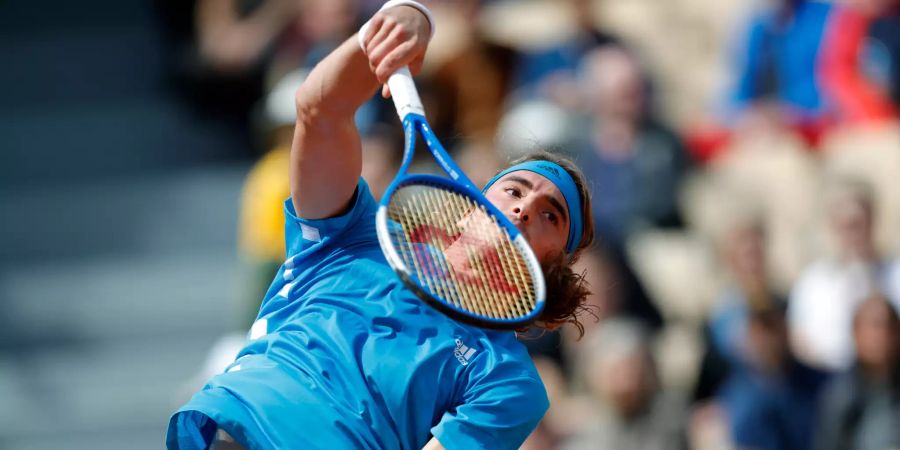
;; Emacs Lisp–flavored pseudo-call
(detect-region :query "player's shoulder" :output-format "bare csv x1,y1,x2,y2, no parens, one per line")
465,329,542,378
472,334,550,410
471,329,527,356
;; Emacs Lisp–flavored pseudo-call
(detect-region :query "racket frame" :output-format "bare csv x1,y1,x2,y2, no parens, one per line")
375,68,547,329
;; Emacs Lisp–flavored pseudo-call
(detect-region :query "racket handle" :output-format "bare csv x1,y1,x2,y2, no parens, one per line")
387,67,425,120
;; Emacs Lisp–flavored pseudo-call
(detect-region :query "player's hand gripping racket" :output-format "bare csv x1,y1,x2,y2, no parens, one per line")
375,67,546,329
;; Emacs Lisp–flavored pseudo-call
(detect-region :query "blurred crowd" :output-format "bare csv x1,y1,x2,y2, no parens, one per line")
158,0,900,448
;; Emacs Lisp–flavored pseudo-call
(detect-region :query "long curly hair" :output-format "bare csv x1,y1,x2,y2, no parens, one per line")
499,150,596,338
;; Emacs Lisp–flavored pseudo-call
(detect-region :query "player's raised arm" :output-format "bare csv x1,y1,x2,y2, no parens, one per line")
290,2,432,219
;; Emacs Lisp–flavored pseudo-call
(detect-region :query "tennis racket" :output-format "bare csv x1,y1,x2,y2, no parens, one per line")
375,67,546,329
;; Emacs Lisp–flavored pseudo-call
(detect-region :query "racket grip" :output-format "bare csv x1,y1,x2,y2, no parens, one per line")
387,67,426,120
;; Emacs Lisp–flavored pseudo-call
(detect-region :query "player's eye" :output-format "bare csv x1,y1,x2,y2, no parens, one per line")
504,187,521,198
543,211,558,225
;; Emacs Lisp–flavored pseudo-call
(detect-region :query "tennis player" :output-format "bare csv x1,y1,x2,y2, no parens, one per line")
167,2,595,449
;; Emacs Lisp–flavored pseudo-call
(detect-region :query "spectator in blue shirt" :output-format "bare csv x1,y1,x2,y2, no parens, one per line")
717,298,829,450
726,0,833,127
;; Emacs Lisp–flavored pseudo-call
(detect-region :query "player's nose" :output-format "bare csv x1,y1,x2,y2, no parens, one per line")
512,205,529,222
513,198,536,222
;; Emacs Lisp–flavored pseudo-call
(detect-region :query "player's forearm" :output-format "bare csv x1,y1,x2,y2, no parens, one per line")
295,38,380,121
290,38,376,219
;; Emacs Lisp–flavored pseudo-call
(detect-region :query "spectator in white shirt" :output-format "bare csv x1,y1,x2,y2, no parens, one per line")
788,178,900,371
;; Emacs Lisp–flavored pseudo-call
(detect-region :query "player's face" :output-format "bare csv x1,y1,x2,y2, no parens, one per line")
484,171,570,264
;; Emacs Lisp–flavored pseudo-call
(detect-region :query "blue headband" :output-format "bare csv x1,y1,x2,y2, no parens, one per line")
482,160,584,255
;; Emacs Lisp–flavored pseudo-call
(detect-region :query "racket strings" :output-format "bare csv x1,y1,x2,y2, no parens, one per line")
387,185,537,320
417,190,471,310
396,199,453,304
405,189,478,314
457,197,524,319
424,189,487,315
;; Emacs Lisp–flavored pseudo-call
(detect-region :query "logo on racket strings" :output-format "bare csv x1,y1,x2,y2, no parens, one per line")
410,224,520,294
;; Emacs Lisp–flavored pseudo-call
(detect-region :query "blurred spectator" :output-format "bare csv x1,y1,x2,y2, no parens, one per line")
420,0,520,150
815,293,900,450
717,299,830,450
195,0,360,81
726,0,833,130
575,46,691,251
561,319,688,450
869,4,900,106
161,0,364,149
689,0,834,161
820,0,900,125
788,178,900,370
194,0,301,75
177,0,301,124
599,249,665,333
497,100,582,161
694,216,787,401
513,0,621,106
520,46,677,332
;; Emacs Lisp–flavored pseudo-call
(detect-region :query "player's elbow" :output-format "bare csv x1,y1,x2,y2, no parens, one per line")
294,82,355,126
294,84,322,126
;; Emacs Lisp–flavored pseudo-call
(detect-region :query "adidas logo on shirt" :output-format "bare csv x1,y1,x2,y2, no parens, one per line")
453,339,477,366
